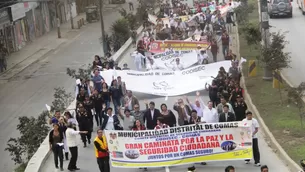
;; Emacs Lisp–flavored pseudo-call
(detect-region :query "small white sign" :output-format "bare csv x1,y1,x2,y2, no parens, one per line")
262,12,269,22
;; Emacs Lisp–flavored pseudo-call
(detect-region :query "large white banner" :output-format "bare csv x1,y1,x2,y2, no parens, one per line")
100,61,231,96
149,50,198,70
105,121,253,168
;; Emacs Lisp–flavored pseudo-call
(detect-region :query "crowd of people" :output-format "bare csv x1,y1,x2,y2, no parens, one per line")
46,0,270,172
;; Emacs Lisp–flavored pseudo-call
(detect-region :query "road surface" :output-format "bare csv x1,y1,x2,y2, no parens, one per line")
269,2,305,87
39,30,291,172
0,2,138,172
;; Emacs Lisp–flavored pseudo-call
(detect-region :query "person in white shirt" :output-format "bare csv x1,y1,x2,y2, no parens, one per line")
66,122,88,171
132,51,146,71
118,108,135,130
193,26,202,36
242,111,261,166
197,91,219,123
197,50,209,65
146,58,159,70
172,58,184,71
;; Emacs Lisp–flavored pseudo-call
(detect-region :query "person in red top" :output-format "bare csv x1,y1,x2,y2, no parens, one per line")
132,120,146,131
154,117,169,130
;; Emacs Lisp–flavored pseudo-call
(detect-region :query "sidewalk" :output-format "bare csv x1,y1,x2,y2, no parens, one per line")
0,2,131,81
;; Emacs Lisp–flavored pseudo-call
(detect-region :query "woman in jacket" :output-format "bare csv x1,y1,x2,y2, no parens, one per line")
160,103,176,127
110,79,123,114
49,123,64,171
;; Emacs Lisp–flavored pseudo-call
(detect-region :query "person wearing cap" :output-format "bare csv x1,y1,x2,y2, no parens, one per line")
49,110,61,125
233,95,248,121
143,101,161,129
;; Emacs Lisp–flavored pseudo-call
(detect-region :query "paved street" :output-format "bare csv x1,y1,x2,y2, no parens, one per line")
40,31,291,172
269,3,305,87
0,2,138,172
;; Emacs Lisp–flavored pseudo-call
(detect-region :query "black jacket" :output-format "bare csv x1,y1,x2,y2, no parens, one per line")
100,114,123,130
143,109,161,130
219,112,236,122
49,129,64,146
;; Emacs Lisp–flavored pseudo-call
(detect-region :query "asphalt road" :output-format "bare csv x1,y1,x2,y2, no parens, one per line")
269,2,305,87
0,2,138,172
39,31,291,171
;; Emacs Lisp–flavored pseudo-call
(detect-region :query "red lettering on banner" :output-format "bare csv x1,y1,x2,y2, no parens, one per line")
205,135,219,142
140,146,179,155
125,143,143,149
226,134,234,140
180,138,195,144
144,140,179,148
180,142,220,151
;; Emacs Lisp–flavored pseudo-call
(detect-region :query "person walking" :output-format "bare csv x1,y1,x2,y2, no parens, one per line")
0,43,8,72
66,122,88,171
76,104,93,147
243,111,261,166
49,123,64,171
219,105,236,122
94,129,110,172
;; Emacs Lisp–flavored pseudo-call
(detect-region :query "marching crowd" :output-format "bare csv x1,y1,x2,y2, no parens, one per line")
46,0,269,172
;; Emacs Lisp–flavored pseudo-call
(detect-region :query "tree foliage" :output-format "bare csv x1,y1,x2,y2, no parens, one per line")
51,87,74,112
5,111,49,165
240,22,261,46
287,82,305,127
66,64,93,81
260,31,291,71
234,3,254,24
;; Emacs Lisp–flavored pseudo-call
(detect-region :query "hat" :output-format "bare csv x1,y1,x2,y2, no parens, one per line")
236,95,241,98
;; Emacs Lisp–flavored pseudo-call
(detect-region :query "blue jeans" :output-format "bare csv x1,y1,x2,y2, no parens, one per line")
222,45,229,57
112,98,121,114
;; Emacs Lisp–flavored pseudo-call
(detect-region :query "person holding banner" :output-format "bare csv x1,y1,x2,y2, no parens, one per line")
172,58,184,71
133,51,146,71
94,129,110,172
243,111,261,166
154,117,169,129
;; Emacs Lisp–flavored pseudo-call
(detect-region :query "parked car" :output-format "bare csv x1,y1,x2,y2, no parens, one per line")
268,0,293,18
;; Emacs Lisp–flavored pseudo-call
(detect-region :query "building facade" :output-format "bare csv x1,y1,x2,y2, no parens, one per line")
0,0,77,54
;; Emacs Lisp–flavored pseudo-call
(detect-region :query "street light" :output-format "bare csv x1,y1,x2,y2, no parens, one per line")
99,0,106,57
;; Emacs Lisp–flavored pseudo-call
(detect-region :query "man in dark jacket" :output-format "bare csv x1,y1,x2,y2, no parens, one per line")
143,101,161,129
219,105,236,122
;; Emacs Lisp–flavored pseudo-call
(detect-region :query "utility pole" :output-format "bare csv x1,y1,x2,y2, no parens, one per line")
69,0,74,29
260,0,272,80
99,0,106,57
54,0,61,38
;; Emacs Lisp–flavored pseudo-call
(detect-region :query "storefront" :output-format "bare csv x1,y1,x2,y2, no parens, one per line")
9,3,27,51
0,8,14,53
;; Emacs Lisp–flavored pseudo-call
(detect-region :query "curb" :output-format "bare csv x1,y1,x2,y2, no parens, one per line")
25,8,160,172
235,10,302,171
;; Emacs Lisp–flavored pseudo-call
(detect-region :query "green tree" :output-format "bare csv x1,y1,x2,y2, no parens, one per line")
234,3,254,24
240,22,261,47
288,82,305,128
51,87,74,112
66,64,93,81
5,111,49,167
110,18,131,51
260,31,291,103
